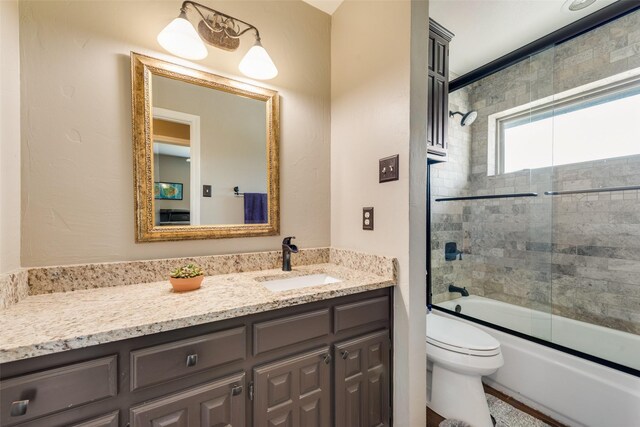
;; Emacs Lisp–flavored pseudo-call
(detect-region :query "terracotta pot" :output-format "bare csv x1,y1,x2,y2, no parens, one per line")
169,275,204,292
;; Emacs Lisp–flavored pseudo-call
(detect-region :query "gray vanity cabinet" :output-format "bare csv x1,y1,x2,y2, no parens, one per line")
0,288,392,427
334,330,391,427
130,372,245,427
253,347,331,427
71,412,119,427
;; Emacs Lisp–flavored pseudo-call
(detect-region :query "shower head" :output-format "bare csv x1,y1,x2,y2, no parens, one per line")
449,110,478,126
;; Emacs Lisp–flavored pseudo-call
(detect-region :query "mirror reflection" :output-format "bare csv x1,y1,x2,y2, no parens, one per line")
151,74,268,227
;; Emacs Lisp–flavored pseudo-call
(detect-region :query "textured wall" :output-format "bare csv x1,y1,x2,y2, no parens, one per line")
331,0,428,424
19,0,331,266
0,0,21,275
433,10,640,336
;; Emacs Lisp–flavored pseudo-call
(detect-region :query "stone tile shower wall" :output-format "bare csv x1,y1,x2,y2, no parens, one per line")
432,10,640,335
430,85,475,303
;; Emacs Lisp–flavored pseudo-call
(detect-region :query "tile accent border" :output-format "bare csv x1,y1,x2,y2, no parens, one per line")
0,269,29,309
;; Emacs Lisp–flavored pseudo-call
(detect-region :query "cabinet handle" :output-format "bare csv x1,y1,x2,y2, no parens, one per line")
323,354,332,365
341,350,349,359
231,385,243,396
10,400,29,417
186,353,198,367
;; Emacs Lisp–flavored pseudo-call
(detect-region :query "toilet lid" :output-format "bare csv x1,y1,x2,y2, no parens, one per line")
427,314,501,356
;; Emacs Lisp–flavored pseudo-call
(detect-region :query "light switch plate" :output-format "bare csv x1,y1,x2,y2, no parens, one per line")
379,155,399,183
363,207,374,230
203,185,212,197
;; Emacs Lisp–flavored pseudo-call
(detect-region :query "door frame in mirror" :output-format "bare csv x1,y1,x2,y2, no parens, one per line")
153,107,202,226
131,52,280,242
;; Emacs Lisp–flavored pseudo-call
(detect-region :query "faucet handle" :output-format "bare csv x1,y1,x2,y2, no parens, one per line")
282,236,296,245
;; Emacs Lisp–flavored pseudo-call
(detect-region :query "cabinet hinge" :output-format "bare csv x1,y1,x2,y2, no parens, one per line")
249,381,254,401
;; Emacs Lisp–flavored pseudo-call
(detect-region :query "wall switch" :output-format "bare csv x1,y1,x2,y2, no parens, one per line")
379,155,399,183
203,185,212,197
363,207,374,230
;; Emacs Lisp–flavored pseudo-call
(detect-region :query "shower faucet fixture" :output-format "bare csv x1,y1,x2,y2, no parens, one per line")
445,242,463,261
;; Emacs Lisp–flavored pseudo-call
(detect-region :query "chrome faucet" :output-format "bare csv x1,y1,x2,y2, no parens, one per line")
448,284,469,297
282,236,299,271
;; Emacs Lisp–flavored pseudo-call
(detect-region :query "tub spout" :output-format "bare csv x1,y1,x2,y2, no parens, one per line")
449,285,469,297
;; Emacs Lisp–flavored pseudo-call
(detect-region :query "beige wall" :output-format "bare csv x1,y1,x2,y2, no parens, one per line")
152,74,267,225
331,1,428,424
0,0,21,274
20,0,331,266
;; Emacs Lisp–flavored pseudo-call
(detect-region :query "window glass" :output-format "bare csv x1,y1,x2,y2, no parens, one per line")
500,84,640,173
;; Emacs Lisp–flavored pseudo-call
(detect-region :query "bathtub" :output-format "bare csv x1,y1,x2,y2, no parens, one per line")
433,296,640,427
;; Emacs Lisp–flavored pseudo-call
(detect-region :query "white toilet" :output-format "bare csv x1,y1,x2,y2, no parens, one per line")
426,312,504,427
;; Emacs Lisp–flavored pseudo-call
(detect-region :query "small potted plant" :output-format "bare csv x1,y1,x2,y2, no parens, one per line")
169,264,205,292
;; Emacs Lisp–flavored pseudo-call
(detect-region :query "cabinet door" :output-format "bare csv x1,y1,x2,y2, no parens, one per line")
427,29,450,160
334,330,390,427
253,347,331,427
130,372,245,427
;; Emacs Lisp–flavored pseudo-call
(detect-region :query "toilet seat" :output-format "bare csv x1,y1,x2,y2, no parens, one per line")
427,313,501,356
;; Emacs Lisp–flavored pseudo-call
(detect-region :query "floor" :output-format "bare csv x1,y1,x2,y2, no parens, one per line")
426,384,567,427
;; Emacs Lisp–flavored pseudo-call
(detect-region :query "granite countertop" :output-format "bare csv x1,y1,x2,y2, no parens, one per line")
0,263,395,363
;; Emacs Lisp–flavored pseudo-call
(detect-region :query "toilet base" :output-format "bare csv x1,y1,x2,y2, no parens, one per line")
427,363,493,427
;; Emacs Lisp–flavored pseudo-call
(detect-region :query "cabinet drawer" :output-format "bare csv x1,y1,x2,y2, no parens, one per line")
130,326,245,391
130,372,245,427
253,309,330,355
71,411,119,427
0,356,117,426
334,296,389,333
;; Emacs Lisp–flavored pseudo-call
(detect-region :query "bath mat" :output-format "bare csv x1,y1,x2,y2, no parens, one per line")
438,394,552,427
486,393,551,427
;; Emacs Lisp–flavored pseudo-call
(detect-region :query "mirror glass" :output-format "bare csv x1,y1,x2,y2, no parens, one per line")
152,74,268,227
132,53,279,242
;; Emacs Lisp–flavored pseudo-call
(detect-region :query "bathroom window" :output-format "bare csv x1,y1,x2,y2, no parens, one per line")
496,76,640,174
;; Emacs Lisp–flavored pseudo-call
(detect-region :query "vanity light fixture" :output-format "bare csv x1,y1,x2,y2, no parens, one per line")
157,1,278,80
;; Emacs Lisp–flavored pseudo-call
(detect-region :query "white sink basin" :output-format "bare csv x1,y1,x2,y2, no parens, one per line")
261,274,342,292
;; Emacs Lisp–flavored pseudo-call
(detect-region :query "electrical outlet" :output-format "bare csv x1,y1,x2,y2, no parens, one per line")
379,155,399,183
363,207,374,230
203,185,212,197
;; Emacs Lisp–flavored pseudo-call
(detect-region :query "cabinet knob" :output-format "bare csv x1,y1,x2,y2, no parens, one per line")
231,385,243,396
341,350,349,360
186,353,198,367
323,354,332,365
10,400,29,417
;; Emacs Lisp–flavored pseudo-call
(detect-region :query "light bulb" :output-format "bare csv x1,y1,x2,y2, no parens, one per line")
239,40,278,80
157,13,208,60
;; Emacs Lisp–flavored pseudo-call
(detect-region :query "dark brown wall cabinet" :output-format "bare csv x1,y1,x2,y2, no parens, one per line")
0,288,392,427
427,19,454,163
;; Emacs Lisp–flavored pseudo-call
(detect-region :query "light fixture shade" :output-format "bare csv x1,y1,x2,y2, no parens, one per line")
157,15,208,60
239,41,278,80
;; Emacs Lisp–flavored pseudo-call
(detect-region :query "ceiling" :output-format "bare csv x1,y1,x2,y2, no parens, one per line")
302,0,343,15
303,0,620,77
154,143,191,159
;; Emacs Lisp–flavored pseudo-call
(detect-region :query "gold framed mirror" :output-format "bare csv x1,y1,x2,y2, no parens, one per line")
131,53,279,242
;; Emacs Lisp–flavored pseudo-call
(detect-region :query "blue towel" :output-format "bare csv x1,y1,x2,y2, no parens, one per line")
244,193,268,224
